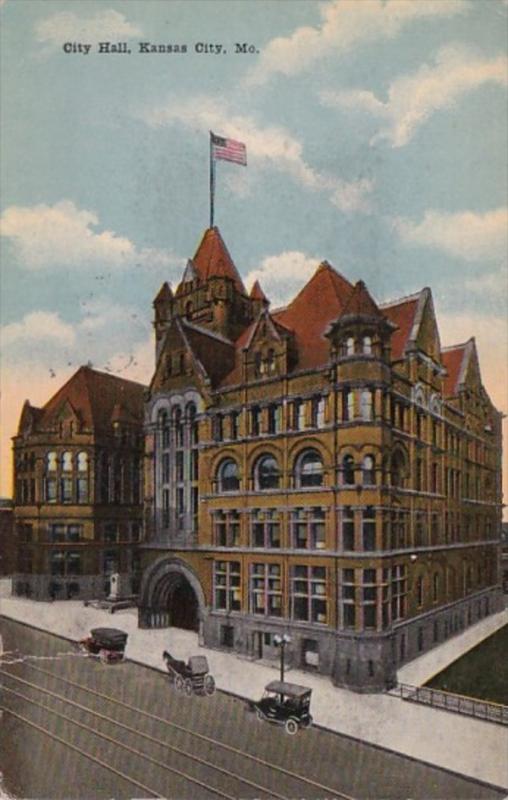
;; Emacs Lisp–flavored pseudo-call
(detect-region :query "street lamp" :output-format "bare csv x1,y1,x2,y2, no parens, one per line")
273,633,291,683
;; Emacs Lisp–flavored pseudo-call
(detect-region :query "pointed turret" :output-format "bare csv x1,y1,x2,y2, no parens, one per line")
192,227,246,294
154,281,173,306
339,280,384,321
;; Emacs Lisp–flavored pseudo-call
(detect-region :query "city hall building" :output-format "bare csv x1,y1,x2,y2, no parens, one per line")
12,366,146,601
139,227,503,691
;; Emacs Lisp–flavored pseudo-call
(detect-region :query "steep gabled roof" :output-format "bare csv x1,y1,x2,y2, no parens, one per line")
250,280,269,304
338,279,384,320
441,338,482,397
273,261,354,369
191,227,246,294
380,291,421,360
37,366,145,433
154,281,173,305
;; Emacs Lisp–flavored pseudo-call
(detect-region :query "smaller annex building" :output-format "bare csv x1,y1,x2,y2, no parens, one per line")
12,366,146,601
139,227,503,692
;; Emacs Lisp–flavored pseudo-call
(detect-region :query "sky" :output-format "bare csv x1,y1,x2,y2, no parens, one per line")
0,0,507,512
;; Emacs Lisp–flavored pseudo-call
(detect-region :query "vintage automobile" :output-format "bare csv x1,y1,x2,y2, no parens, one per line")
79,627,128,664
251,680,313,734
163,649,216,696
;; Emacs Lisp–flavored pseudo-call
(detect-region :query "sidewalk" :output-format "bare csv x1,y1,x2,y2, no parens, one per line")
1,594,507,790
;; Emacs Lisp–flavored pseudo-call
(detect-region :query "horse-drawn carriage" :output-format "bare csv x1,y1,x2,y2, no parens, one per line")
79,627,128,664
163,649,215,696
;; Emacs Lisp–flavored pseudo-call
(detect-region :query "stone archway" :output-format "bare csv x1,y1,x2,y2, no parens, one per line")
138,557,206,642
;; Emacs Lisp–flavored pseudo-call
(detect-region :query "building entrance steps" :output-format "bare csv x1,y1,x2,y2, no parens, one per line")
0,595,507,790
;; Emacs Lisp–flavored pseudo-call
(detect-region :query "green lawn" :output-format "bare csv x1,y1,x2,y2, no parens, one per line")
425,625,508,705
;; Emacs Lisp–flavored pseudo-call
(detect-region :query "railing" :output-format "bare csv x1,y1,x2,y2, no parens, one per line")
138,607,171,629
396,683,508,726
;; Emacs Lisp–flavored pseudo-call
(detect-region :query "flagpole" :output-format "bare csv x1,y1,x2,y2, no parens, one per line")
209,131,215,229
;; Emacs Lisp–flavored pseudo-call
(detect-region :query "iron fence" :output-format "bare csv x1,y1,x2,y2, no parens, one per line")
396,682,508,726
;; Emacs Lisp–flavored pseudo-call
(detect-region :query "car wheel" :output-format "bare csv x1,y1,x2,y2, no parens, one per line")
256,709,265,722
204,675,216,696
285,718,299,735
184,679,193,697
301,715,313,729
175,675,184,691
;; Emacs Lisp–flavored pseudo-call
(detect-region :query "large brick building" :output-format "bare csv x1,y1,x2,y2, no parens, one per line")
12,366,146,601
139,226,503,692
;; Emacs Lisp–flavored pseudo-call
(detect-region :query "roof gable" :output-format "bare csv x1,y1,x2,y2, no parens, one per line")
413,288,442,362
191,227,246,294
273,261,354,370
381,292,421,360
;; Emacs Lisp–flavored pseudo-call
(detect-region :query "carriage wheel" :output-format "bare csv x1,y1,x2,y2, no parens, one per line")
284,718,299,736
78,642,88,654
175,675,184,692
184,679,193,696
99,649,109,665
204,675,216,696
256,709,265,722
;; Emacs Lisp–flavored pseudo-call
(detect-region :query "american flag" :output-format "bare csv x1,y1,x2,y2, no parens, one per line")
211,133,247,166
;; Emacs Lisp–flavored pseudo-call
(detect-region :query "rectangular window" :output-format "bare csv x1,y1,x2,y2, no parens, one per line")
61,478,73,503
291,507,325,550
362,507,376,551
162,453,170,483
176,452,184,482
250,563,282,617
267,404,281,434
311,396,326,428
67,525,81,543
250,406,261,436
176,488,184,518
212,415,223,442
362,569,377,629
214,510,240,547
343,390,354,422
45,478,57,504
104,523,118,543
291,565,327,624
214,561,241,612
250,509,280,548
50,524,66,543
342,568,356,628
77,478,88,503
342,506,355,550
391,565,407,621
229,411,239,440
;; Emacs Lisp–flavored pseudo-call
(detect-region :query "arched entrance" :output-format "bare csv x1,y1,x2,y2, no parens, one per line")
138,557,206,640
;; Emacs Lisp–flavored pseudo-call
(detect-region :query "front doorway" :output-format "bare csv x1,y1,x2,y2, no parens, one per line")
168,578,199,631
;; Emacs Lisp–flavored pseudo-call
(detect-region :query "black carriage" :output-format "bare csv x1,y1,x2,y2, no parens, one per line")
79,627,128,664
163,649,216,696
251,680,313,734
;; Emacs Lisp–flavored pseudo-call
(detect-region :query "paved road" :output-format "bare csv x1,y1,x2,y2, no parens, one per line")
0,617,505,800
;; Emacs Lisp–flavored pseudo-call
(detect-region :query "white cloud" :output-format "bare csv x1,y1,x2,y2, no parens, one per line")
322,45,508,147
246,0,468,86
144,97,374,213
1,311,76,348
35,9,142,52
393,207,508,262
0,200,180,271
245,251,320,307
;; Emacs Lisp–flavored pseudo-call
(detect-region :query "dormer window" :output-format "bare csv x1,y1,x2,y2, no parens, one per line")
362,336,372,355
346,337,355,356
266,348,276,374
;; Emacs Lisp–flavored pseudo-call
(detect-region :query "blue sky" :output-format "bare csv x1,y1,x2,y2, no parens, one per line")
0,0,507,503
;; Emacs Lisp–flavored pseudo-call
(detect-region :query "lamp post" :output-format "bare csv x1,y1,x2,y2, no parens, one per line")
273,633,291,683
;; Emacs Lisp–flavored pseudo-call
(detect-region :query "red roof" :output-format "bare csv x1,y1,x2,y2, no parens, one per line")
442,344,468,397
381,296,419,360
339,280,383,319
37,366,146,433
250,280,268,303
273,261,353,369
192,227,246,294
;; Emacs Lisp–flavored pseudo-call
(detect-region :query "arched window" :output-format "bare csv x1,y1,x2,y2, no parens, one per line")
360,390,373,421
362,336,372,355
217,459,240,492
342,454,355,485
346,337,355,356
172,406,183,447
295,450,324,488
254,454,280,490
391,449,406,488
362,454,375,485
46,452,57,472
62,451,73,472
77,452,88,472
